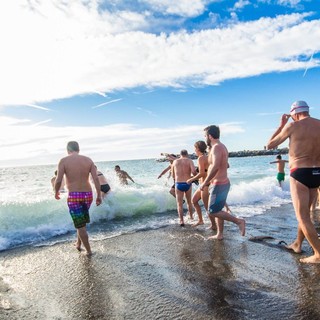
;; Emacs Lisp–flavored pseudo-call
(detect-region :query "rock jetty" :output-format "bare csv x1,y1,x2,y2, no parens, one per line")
156,148,288,162
228,147,288,158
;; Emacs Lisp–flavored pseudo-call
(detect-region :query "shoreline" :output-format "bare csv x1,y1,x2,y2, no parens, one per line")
1,203,320,319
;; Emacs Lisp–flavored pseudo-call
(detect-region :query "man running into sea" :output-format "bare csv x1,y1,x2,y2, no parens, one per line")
171,149,197,226
200,125,245,240
267,100,320,263
54,141,101,256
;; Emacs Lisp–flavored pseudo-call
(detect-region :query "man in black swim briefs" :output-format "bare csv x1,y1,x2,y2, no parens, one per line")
267,100,320,264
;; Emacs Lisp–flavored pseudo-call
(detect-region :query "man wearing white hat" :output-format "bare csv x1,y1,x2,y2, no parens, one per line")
267,100,320,263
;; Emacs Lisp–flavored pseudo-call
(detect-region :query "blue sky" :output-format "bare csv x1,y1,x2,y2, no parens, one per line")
0,0,319,167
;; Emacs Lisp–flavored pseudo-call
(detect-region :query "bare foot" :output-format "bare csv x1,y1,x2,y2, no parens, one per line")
85,251,93,256
74,242,81,251
300,255,320,263
207,225,217,230
285,242,302,254
238,219,246,236
192,221,204,227
207,234,223,240
188,213,194,220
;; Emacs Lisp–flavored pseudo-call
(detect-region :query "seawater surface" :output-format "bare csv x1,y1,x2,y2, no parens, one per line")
0,155,291,251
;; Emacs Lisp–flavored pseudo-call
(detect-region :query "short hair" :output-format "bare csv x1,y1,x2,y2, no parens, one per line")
276,154,282,160
204,125,220,139
67,141,79,152
194,141,207,153
180,149,188,156
115,165,120,170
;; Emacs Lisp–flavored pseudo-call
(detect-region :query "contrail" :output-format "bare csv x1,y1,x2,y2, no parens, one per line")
32,119,52,127
303,51,315,77
92,98,122,109
25,104,51,111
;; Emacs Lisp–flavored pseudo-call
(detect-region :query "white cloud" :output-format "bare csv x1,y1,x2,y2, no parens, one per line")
233,0,251,11
0,116,244,167
141,0,210,17
0,2,319,107
277,0,302,7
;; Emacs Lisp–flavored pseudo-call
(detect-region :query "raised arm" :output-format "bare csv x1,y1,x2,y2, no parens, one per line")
267,114,291,150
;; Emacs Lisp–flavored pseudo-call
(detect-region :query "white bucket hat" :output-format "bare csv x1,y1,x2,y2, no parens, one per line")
290,100,309,115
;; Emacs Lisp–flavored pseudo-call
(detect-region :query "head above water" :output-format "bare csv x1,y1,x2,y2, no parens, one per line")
290,100,309,116
276,154,282,160
67,141,80,153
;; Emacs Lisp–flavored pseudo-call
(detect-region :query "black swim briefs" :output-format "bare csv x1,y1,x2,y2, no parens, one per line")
290,167,320,189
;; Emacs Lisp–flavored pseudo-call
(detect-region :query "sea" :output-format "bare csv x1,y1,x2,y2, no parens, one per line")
0,155,292,252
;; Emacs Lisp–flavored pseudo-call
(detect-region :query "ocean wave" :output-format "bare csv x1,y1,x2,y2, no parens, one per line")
0,175,291,251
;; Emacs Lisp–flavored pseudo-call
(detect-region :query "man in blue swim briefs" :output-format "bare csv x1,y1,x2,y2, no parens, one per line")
171,149,197,226
54,141,102,256
267,100,320,264
200,125,246,240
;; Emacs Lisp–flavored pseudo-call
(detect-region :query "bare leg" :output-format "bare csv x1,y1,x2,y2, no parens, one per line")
203,186,218,229
208,217,224,240
185,187,194,220
192,189,204,226
285,225,304,253
170,187,176,198
208,210,245,236
74,234,82,251
77,226,92,256
290,179,320,263
175,189,185,226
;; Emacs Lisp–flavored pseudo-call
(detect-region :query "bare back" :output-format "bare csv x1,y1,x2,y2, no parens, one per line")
172,157,196,183
286,117,320,168
58,154,95,192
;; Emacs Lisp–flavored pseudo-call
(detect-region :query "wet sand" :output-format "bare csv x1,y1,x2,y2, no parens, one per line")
2,204,320,320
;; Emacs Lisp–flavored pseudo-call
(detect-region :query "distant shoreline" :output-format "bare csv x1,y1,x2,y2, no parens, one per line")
156,148,289,161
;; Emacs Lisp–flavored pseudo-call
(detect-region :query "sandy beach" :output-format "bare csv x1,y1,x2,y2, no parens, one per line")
1,203,320,320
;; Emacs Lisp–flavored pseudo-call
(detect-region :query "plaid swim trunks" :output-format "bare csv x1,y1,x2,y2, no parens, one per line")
67,192,93,229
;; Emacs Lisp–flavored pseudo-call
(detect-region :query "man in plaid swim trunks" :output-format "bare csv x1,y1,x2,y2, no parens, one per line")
54,141,101,256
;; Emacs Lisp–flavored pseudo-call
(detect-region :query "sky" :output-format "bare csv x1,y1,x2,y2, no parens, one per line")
0,0,319,167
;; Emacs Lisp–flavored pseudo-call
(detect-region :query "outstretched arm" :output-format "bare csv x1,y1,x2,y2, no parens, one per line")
126,172,135,183
158,165,171,179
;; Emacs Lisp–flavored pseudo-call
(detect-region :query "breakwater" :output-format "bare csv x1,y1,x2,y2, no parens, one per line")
156,148,288,161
